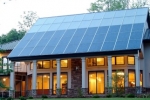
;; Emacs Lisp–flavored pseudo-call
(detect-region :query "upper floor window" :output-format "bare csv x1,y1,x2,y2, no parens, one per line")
112,56,124,65
128,56,135,65
88,57,105,66
37,60,50,69
30,61,50,70
52,59,68,68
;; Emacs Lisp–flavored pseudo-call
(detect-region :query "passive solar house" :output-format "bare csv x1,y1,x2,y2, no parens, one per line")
7,7,150,97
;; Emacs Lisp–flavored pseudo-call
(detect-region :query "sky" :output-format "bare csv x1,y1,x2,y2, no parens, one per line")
0,0,95,35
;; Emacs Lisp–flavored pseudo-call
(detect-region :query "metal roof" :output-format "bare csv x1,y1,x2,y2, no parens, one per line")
0,40,20,50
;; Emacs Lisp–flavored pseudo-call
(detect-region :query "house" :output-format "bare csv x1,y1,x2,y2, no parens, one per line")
0,40,27,98
3,7,150,97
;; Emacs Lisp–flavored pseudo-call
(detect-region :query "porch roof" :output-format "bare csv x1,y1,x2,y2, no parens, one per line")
8,8,149,61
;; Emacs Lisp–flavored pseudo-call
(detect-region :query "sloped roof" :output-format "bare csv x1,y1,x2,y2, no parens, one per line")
0,40,20,50
8,7,149,60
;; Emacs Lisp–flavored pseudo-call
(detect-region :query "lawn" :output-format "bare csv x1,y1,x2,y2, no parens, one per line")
26,98,150,100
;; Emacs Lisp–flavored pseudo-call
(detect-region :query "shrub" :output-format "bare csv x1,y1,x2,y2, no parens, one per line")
41,95,48,98
106,94,112,98
7,97,13,100
126,93,135,98
19,96,26,100
92,94,99,98
28,96,33,99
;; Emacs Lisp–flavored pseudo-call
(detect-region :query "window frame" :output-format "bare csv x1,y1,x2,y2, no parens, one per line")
52,59,68,68
52,72,68,95
112,56,125,65
87,57,105,66
88,70,105,94
127,56,135,65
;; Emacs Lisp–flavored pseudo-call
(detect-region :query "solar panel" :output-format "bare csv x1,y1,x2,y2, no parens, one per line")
8,7,149,58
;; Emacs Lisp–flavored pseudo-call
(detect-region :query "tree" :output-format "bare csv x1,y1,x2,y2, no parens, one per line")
0,29,25,44
88,0,149,12
18,11,38,32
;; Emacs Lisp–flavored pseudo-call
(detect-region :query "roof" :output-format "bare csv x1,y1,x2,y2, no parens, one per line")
0,40,20,50
8,7,149,61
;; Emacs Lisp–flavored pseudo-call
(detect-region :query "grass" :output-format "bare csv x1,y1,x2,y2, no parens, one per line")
26,98,150,100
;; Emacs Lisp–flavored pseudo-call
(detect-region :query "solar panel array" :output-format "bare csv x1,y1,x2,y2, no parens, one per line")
8,8,148,57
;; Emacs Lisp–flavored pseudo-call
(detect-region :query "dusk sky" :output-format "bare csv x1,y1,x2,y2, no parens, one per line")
0,0,95,35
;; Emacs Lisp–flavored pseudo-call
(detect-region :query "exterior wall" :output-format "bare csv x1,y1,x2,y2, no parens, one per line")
26,59,72,90
144,43,150,87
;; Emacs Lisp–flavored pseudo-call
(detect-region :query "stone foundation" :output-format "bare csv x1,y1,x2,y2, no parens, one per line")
9,90,14,98
32,89,36,97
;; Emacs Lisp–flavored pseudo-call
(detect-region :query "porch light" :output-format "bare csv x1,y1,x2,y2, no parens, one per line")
117,72,124,75
3,78,6,81
60,75,62,78
43,75,47,77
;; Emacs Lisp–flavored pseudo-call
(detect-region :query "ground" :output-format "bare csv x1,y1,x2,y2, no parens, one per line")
25,98,150,100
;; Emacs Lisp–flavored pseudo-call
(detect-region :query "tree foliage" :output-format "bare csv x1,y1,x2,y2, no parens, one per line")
0,29,25,44
88,0,149,12
18,11,38,31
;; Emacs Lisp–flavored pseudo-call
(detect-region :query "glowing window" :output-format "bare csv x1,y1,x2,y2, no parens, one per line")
53,73,68,95
111,57,115,65
52,60,68,68
88,57,105,66
88,71,104,94
116,57,124,64
128,56,135,65
128,70,135,87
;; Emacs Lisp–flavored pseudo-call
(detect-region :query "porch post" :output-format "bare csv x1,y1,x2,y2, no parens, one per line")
108,56,112,87
135,54,140,93
9,62,15,97
81,57,87,95
135,54,140,86
56,59,61,95
108,56,112,93
32,60,37,96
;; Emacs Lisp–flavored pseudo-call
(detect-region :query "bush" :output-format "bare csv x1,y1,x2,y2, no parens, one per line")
126,93,135,98
19,96,26,100
41,95,48,98
106,94,112,98
28,96,33,99
7,97,13,100
92,94,99,98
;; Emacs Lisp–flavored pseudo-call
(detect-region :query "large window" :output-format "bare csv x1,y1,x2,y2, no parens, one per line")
52,59,68,68
128,56,135,65
128,70,143,87
88,57,105,66
112,56,124,65
88,71,104,94
53,73,68,95
28,74,50,95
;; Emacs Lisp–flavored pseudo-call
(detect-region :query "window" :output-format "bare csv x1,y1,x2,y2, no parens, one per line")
128,70,135,87
52,59,68,68
128,70,143,87
30,61,50,70
89,71,105,94
128,56,135,65
111,56,124,65
53,73,68,95
28,74,50,95
37,60,50,69
88,57,105,66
